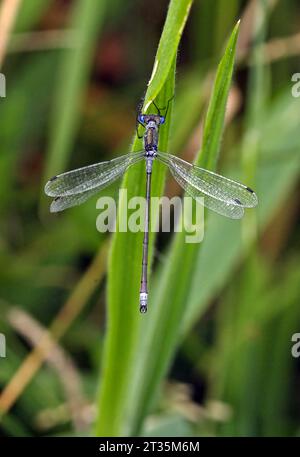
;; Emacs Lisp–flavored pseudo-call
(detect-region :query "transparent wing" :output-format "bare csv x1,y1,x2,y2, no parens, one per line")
157,151,258,214
168,164,244,219
50,186,104,213
45,152,144,197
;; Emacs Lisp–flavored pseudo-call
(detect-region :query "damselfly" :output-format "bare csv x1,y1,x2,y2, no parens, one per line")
45,100,258,313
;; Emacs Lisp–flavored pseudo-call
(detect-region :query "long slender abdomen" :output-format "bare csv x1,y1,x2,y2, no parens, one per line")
139,158,153,313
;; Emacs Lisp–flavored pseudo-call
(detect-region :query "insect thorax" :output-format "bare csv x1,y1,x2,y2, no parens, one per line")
144,122,158,152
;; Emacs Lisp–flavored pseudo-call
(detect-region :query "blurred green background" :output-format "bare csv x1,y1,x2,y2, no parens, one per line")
0,0,300,437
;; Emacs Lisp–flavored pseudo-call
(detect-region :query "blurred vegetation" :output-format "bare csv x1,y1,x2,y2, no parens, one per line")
0,0,300,437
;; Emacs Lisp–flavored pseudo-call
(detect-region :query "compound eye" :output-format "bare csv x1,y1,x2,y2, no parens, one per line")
138,115,145,123
159,116,165,124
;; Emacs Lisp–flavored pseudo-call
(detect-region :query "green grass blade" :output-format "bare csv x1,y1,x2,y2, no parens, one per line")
125,22,240,435
41,0,106,203
144,0,193,110
200,20,240,169
182,86,300,331
214,0,240,55
94,0,193,437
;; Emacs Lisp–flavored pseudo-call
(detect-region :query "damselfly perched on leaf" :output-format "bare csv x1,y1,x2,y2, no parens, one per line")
45,100,258,313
